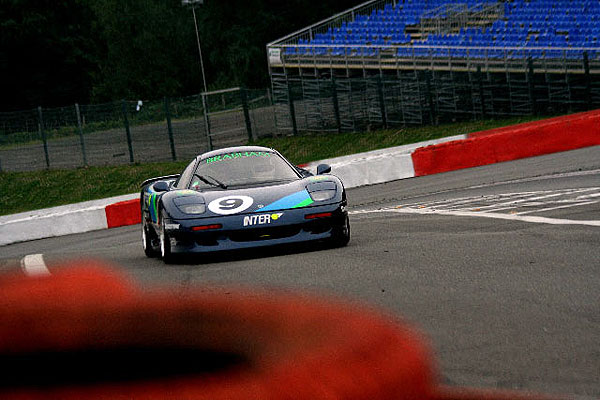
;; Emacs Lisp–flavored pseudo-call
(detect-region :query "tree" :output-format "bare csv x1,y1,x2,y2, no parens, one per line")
88,0,200,101
193,0,365,89
0,0,98,110
1,0,365,109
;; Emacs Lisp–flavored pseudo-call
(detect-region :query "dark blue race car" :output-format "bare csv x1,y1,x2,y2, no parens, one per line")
140,146,350,263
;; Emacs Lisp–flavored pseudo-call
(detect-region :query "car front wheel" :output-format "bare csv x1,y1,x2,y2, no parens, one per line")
142,220,160,258
159,214,176,264
331,215,350,247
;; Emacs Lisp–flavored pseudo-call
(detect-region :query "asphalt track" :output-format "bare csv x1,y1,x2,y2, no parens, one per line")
1,145,599,399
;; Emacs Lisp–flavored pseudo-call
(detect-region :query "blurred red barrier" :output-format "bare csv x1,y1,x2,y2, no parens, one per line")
0,262,561,400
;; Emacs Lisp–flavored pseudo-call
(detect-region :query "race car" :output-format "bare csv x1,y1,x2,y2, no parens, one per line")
140,146,349,263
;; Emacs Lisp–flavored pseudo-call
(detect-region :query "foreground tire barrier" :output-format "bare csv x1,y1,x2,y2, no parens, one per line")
0,262,559,400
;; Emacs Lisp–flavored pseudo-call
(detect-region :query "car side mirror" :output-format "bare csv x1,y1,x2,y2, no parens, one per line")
153,181,170,192
296,166,312,178
316,164,331,175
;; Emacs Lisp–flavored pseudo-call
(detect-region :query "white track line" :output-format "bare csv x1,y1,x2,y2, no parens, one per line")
20,254,51,277
473,188,599,211
465,169,600,190
515,200,599,215
350,208,600,227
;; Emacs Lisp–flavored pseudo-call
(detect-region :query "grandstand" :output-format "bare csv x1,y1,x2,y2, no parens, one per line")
266,0,600,133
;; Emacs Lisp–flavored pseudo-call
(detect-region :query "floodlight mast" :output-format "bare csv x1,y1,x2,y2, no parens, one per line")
182,0,208,94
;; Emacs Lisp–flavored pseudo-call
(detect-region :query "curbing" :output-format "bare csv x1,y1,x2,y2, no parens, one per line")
412,109,600,176
1,110,599,246
0,194,137,247
105,199,142,229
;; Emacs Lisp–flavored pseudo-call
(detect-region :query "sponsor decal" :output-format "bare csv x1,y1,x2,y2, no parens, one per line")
205,151,271,164
268,48,281,64
243,213,283,227
208,195,254,215
258,190,314,212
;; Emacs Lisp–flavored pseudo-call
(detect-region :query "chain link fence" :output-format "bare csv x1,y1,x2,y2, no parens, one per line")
0,88,275,172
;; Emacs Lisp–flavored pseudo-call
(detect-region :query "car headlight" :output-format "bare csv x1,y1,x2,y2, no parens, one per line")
309,189,336,202
177,204,206,214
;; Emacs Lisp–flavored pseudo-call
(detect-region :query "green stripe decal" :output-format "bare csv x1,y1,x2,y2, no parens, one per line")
149,193,159,223
292,198,314,208
258,190,314,212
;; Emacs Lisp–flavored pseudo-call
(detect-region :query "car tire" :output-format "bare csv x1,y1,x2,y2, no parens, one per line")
331,215,350,247
159,213,176,264
142,221,160,258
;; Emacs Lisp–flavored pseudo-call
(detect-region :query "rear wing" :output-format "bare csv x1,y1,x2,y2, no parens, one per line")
140,174,180,188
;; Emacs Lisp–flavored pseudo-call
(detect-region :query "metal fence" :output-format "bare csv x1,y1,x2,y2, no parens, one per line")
270,54,600,135
0,88,275,172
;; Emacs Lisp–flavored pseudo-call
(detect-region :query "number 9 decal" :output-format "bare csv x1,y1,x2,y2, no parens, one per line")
208,195,254,215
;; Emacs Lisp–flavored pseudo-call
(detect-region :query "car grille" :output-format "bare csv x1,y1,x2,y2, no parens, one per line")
228,225,302,242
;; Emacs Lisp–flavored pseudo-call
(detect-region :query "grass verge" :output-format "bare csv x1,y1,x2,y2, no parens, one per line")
250,116,543,165
0,116,543,216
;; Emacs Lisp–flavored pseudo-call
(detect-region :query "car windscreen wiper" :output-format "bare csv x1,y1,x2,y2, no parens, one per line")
252,179,296,185
193,174,228,189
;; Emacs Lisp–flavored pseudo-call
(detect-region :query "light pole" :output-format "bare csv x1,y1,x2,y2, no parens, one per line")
182,0,212,150
182,0,208,93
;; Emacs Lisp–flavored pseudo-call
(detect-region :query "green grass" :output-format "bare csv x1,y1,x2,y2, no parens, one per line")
0,116,543,216
0,162,188,216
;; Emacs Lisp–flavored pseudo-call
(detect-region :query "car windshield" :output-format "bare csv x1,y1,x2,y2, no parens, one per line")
189,151,299,190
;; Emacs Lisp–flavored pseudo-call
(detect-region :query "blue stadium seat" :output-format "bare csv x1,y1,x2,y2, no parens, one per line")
291,0,599,61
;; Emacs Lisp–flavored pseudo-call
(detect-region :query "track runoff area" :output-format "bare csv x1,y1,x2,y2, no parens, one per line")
6,144,599,399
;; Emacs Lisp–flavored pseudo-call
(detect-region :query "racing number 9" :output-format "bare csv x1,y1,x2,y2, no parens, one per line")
218,198,243,210
208,195,254,215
